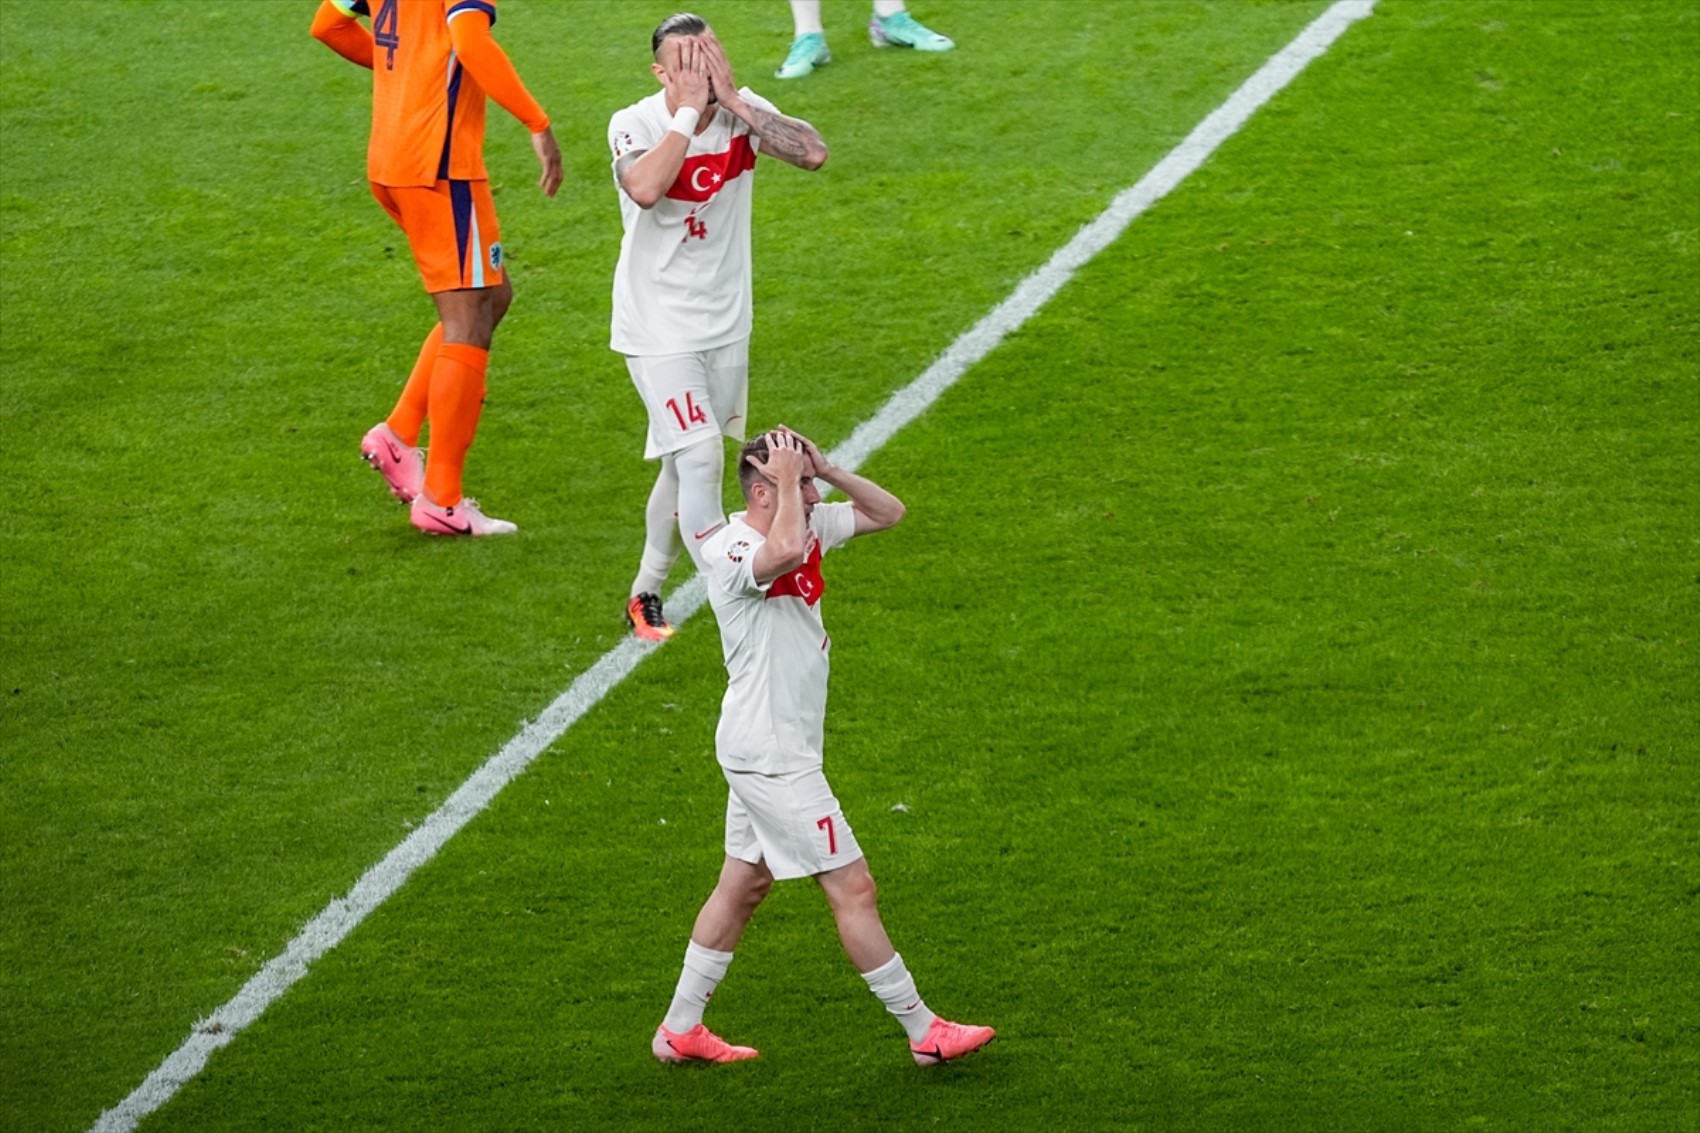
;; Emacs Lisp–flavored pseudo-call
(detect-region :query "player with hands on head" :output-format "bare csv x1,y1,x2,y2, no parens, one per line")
607,14,828,641
651,426,994,1067
311,0,562,537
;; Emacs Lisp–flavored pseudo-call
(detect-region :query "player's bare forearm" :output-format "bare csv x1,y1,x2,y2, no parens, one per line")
756,482,810,582
730,102,827,170
830,469,905,534
749,436,814,582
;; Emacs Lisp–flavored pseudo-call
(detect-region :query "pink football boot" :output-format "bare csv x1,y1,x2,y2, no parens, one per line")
409,495,517,537
910,1018,995,1065
360,423,424,503
652,1023,759,1064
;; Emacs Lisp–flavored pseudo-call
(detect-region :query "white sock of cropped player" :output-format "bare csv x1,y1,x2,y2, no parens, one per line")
873,0,906,19
673,436,726,569
860,952,937,1042
663,941,735,1033
789,0,824,36
630,455,682,599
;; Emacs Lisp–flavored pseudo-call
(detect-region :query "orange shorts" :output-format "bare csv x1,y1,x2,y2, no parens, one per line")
371,179,506,294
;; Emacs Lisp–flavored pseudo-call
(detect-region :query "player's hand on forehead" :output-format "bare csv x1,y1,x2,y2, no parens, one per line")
697,31,736,93
666,32,709,73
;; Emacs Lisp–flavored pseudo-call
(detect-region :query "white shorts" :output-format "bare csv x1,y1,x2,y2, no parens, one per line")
625,340,749,460
722,765,863,882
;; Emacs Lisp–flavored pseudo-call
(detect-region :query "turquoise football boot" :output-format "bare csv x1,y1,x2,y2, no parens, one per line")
775,32,831,79
868,11,955,52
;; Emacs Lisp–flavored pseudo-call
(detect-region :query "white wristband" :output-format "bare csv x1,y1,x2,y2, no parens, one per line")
667,106,700,138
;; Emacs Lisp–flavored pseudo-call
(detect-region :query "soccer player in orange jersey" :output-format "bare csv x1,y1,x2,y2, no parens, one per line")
312,0,563,536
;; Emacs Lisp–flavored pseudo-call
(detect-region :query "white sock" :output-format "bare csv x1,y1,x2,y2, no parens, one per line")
663,941,734,1034
860,952,936,1042
673,437,726,570
630,456,682,598
873,0,905,19
790,0,823,36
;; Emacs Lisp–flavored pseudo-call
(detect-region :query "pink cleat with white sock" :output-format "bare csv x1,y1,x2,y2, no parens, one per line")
910,1017,995,1065
409,495,517,537
360,422,424,503
652,1023,759,1064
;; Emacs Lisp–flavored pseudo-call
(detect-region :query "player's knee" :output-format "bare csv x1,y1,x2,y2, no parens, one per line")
491,279,514,327
830,866,878,912
749,871,773,903
731,870,771,910
675,435,724,480
854,869,878,908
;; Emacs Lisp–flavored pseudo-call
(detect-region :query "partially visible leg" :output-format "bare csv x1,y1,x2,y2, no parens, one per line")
790,0,823,35
361,320,445,503
421,285,494,509
690,854,774,955
489,273,514,332
816,859,994,1063
409,285,517,535
655,856,772,1064
628,454,683,639
420,278,503,508
387,322,444,446
361,183,435,502
631,454,683,598
868,0,954,50
777,0,831,78
374,180,512,530
419,177,504,507
816,860,930,1033
672,435,726,568
626,352,724,631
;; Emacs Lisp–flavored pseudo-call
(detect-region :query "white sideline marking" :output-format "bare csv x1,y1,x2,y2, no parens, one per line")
91,3,1375,1128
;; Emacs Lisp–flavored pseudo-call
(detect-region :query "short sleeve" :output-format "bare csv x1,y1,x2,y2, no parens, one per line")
446,0,497,29
609,106,657,166
706,528,769,598
812,502,857,557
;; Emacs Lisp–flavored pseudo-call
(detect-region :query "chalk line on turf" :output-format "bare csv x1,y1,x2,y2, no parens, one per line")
90,3,1377,1128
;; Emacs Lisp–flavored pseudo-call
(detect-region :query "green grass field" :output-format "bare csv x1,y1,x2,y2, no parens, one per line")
2,1,1696,1130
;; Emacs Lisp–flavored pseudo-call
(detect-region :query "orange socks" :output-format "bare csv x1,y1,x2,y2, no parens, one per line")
422,342,489,507
383,326,489,506
386,322,444,446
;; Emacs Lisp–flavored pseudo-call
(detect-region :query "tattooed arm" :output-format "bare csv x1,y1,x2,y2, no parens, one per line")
698,33,829,171
732,99,829,170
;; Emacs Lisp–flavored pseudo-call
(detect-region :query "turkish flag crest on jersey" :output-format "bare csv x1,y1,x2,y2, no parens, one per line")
666,136,757,203
767,540,826,607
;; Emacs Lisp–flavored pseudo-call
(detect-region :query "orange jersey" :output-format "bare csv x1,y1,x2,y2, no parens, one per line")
336,0,493,187
315,0,550,188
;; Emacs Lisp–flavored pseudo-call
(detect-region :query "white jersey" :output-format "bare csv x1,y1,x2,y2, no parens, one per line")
702,503,859,774
608,89,778,356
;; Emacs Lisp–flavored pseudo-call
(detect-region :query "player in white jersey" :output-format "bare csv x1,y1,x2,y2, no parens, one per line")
608,14,828,642
652,427,996,1068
